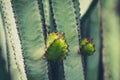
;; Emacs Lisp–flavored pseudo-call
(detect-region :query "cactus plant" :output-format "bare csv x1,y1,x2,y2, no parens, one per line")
0,0,84,80
0,0,120,80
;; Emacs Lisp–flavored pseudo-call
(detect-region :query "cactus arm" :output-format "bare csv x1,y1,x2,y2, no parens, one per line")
0,0,27,80
0,9,9,80
41,0,66,79
51,0,84,80
85,5,101,80
72,0,81,42
41,0,56,33
12,0,49,80
102,0,120,80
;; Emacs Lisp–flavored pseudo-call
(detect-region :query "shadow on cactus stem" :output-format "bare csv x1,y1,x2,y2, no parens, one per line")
116,0,120,17
0,48,10,80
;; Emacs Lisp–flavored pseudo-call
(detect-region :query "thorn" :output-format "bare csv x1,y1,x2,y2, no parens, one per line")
88,38,93,43
61,32,65,36
42,55,47,60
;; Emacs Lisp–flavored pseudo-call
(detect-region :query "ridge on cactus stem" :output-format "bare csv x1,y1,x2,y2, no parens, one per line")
80,38,95,56
45,32,69,61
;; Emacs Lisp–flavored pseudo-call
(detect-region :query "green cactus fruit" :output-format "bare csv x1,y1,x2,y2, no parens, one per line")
45,32,69,60
80,38,95,56
46,32,59,47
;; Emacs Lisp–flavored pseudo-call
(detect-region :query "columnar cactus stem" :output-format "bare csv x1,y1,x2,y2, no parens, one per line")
11,0,49,80
51,0,84,80
0,9,9,80
0,0,27,80
102,0,120,80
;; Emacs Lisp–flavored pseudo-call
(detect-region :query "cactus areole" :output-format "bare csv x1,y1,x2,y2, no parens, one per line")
45,32,69,60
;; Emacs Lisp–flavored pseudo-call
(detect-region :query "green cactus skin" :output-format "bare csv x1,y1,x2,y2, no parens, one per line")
72,0,81,42
51,0,85,80
83,5,101,80
45,32,68,60
46,32,59,47
102,0,120,80
42,0,56,33
12,0,49,80
0,9,9,80
80,38,95,56
0,0,27,80
2,0,118,80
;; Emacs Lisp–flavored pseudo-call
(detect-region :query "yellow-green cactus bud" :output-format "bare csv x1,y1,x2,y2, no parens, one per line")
80,38,95,56
45,32,68,60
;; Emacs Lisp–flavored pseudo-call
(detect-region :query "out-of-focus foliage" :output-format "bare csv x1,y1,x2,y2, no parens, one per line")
102,0,120,80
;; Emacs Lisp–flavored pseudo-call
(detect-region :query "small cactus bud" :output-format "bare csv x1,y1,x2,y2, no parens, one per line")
45,32,69,60
80,38,95,56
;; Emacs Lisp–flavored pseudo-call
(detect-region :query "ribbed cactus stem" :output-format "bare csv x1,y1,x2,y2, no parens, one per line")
0,0,27,80
51,0,85,80
12,0,49,80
